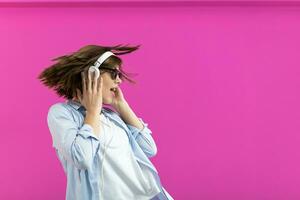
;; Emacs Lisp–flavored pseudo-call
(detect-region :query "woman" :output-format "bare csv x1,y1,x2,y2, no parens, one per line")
38,44,173,200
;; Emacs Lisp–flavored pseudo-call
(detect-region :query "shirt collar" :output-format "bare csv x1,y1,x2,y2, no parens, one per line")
66,99,82,110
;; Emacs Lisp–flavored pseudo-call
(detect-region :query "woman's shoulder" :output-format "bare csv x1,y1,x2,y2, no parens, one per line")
47,101,75,117
47,101,83,126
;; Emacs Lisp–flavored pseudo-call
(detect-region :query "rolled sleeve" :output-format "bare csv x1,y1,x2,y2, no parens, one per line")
126,118,152,138
126,118,157,158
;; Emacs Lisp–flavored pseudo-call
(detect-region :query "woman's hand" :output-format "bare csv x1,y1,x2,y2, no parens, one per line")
76,71,103,114
111,86,127,109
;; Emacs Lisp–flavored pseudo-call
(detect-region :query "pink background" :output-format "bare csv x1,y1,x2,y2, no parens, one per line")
1,1,300,199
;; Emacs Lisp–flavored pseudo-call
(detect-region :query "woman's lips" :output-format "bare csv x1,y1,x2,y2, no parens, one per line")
110,87,117,96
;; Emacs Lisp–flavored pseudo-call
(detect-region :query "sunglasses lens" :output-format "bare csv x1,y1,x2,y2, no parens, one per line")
101,67,123,80
112,71,123,80
110,72,116,79
112,72,117,79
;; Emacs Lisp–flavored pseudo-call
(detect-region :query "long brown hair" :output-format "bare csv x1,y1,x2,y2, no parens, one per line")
38,44,139,100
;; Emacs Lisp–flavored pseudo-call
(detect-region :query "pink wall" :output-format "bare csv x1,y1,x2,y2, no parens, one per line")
1,1,300,199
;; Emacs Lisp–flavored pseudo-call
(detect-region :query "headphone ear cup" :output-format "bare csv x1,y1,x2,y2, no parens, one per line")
88,66,100,79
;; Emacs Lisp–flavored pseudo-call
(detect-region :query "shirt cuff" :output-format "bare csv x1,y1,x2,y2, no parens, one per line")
126,118,152,136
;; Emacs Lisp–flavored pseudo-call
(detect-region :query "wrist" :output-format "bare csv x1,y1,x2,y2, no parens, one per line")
86,109,101,116
114,100,128,112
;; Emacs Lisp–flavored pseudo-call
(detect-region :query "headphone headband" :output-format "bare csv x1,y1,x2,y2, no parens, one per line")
93,51,115,68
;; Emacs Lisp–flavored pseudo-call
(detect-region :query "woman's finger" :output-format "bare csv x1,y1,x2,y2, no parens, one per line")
93,72,98,93
96,76,101,92
88,70,92,92
97,76,103,95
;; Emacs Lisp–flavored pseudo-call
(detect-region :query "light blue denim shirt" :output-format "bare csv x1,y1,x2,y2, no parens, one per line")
47,100,174,200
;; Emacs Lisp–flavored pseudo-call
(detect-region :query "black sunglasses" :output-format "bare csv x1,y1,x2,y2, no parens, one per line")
100,67,124,80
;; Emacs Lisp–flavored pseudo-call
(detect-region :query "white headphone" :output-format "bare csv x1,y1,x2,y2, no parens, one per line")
88,51,116,79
